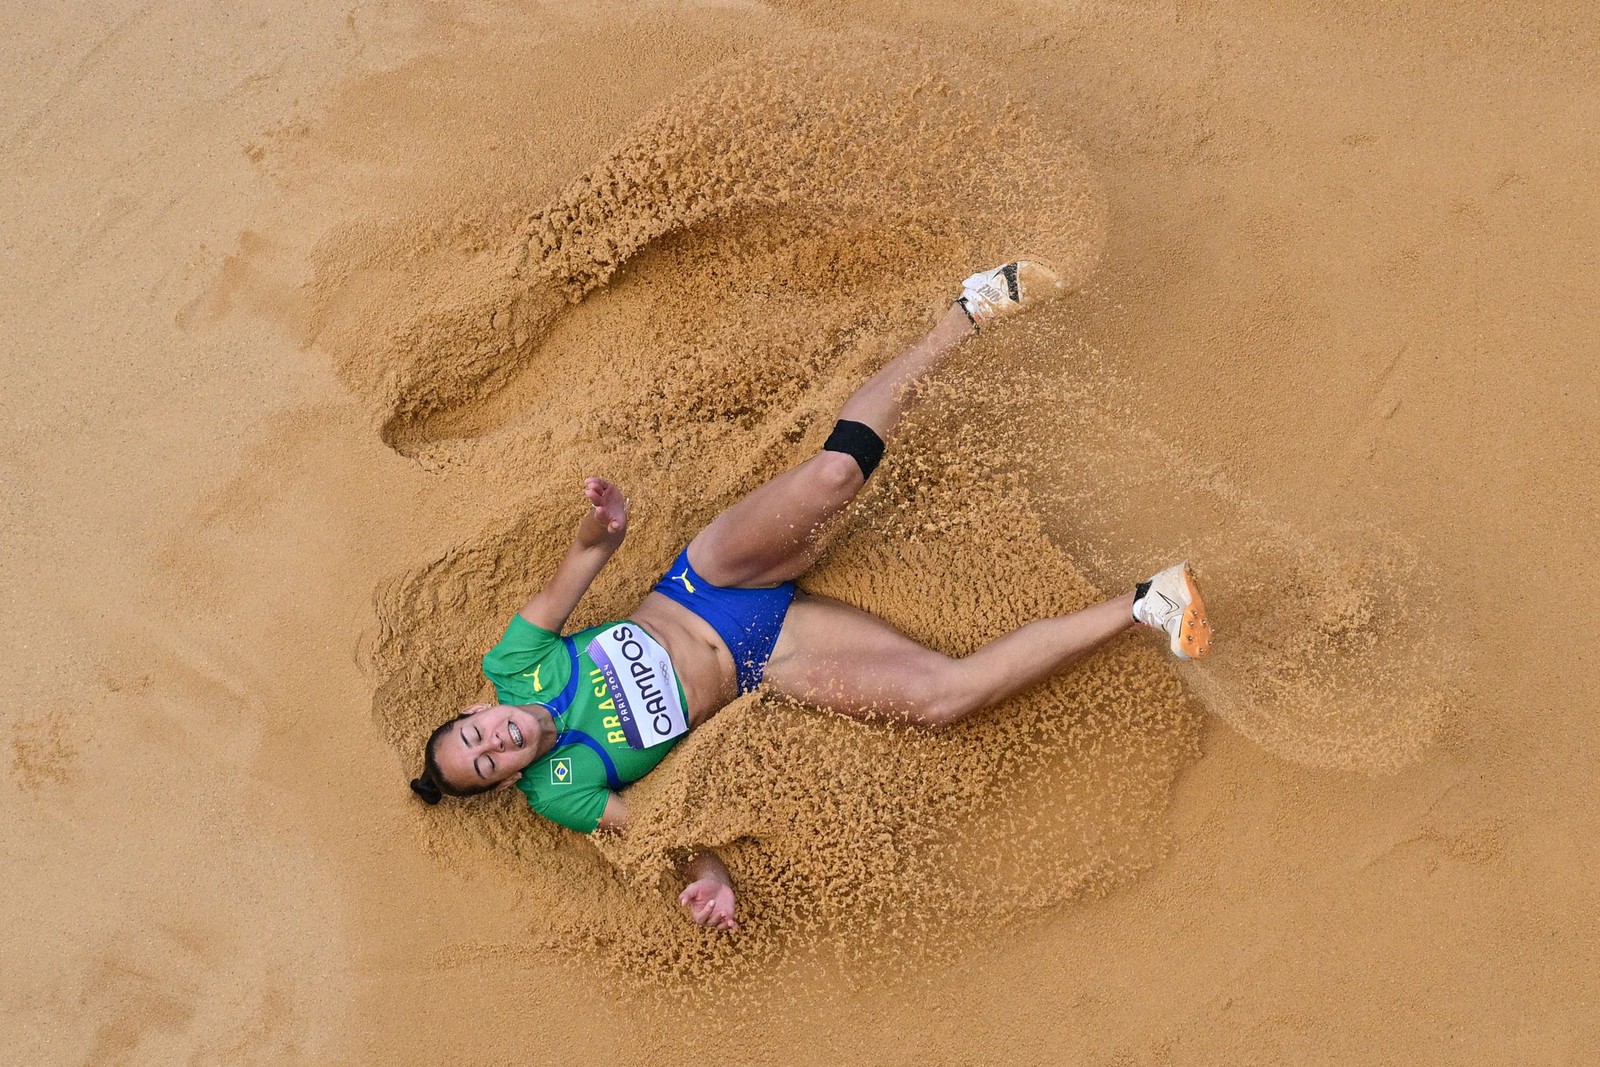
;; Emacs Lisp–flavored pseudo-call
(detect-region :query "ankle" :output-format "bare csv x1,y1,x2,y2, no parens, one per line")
946,300,979,337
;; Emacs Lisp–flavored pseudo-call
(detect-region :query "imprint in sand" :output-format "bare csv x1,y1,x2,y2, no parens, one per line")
311,39,1449,983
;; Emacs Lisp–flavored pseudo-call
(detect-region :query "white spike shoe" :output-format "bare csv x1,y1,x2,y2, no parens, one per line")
1133,562,1214,660
956,260,1065,330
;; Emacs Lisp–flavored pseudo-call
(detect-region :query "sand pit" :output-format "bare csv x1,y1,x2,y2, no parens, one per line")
4,2,1597,1064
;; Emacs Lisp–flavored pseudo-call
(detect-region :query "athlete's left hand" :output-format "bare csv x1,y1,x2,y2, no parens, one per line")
582,476,628,541
679,877,740,932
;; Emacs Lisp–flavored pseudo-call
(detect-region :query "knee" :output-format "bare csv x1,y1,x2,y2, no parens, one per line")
810,449,866,496
821,419,885,481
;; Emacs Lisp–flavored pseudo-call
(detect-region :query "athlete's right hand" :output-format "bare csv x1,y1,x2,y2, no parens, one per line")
581,476,628,543
679,876,740,932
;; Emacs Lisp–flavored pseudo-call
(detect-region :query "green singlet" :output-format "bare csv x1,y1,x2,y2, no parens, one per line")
482,615,690,833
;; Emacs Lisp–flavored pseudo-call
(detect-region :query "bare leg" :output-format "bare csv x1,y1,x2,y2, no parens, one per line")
690,303,975,588
836,302,976,438
763,591,1139,724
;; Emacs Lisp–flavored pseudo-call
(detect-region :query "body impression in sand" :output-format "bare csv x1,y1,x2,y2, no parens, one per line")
408,263,1212,932
312,43,1445,973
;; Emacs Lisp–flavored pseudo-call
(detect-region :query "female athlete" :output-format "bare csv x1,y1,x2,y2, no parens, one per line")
409,261,1213,931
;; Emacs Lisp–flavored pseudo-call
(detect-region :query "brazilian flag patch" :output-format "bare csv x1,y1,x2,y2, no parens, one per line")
550,757,572,785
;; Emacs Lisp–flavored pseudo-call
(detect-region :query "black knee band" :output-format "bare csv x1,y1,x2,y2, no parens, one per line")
823,419,885,480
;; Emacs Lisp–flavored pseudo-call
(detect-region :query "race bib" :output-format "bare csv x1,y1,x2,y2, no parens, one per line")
586,623,688,749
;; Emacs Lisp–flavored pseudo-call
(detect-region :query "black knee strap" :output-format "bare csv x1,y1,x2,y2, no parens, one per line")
823,419,885,480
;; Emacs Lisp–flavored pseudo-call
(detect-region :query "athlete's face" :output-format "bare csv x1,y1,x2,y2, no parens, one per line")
434,704,541,792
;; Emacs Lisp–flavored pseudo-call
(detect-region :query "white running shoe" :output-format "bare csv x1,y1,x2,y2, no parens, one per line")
1132,562,1214,660
956,260,1065,330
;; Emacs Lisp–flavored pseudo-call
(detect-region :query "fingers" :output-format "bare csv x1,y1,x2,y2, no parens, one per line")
582,478,628,536
583,477,625,502
678,888,738,932
679,893,716,925
584,479,624,513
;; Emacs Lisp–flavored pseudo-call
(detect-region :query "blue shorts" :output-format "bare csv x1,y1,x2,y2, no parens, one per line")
652,547,797,695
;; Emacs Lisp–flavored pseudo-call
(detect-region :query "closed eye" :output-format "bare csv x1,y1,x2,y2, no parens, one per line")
462,725,492,780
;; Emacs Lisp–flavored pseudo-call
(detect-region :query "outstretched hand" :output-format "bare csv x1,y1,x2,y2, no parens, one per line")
582,476,628,541
679,876,739,932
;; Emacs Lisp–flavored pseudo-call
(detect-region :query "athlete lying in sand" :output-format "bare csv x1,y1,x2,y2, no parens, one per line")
409,261,1213,931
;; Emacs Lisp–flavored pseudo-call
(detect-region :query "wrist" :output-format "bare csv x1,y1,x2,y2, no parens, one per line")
576,517,624,550
678,848,731,886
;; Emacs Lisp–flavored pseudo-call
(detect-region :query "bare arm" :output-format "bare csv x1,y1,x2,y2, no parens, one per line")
594,792,739,932
518,477,628,633
596,791,630,832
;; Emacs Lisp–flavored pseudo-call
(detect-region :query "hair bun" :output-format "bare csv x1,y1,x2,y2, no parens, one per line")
410,777,443,805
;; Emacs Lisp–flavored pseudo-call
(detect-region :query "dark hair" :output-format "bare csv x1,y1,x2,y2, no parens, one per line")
410,715,496,805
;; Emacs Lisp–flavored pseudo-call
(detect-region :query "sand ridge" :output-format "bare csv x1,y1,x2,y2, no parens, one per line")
310,38,1104,457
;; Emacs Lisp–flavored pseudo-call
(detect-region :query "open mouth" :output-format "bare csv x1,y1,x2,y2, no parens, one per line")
507,720,524,748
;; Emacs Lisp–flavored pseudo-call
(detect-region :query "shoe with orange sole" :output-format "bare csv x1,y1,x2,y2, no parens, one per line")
956,260,1065,330
1133,561,1214,660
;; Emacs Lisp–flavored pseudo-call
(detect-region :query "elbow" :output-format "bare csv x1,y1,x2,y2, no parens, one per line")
901,679,975,728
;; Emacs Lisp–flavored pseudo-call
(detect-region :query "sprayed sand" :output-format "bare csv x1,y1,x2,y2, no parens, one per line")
4,1,1597,1063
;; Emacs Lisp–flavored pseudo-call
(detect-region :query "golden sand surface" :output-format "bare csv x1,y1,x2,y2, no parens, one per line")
3,2,1595,1063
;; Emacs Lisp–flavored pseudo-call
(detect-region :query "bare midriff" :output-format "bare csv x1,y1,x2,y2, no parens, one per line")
629,591,738,727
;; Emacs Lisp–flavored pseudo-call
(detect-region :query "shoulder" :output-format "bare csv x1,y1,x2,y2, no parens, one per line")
485,614,565,660
483,616,575,704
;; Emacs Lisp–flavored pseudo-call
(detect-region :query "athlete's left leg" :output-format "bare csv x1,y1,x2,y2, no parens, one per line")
762,591,1140,724
687,302,975,589
689,261,1067,590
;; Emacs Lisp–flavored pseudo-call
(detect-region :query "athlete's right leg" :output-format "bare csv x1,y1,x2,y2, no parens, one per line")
762,592,1142,725
764,564,1212,721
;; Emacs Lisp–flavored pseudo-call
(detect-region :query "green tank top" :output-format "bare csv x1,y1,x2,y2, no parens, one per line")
482,615,689,833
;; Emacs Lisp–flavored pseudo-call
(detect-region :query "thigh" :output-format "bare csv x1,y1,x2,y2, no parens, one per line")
762,593,952,721
688,451,863,589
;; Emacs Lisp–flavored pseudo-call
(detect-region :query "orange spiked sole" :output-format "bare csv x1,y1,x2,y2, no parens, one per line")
1177,565,1214,660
